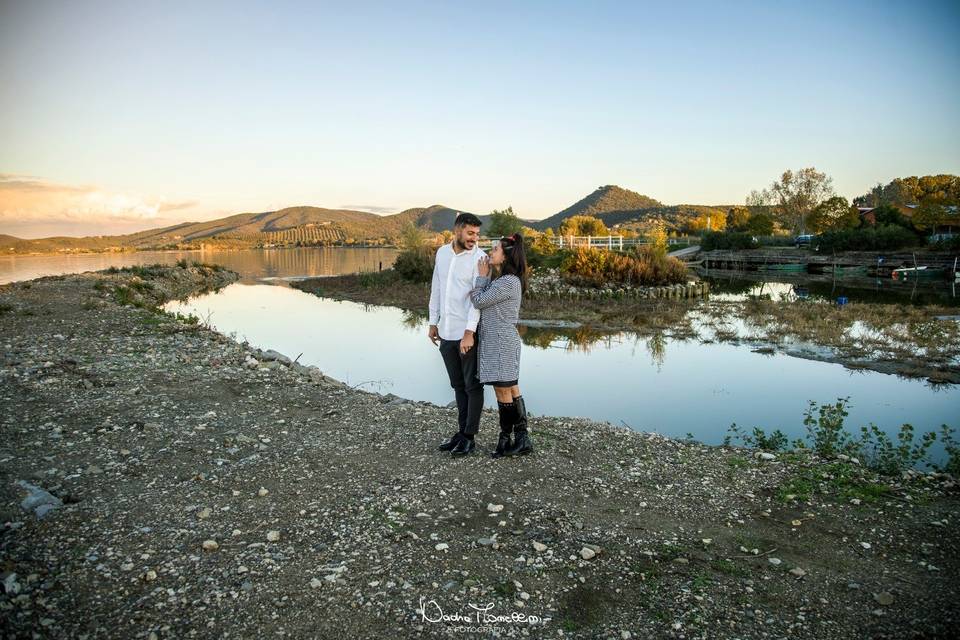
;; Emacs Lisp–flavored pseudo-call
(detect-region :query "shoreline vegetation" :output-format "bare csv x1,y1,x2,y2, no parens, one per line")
291,265,960,385
1,263,958,638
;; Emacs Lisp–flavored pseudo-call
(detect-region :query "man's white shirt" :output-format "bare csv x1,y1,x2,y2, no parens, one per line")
428,241,487,341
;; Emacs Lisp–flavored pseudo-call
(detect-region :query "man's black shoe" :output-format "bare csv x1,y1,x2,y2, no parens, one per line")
438,432,464,451
450,436,476,457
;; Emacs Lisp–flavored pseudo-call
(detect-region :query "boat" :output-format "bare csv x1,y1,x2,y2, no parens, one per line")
757,263,807,272
891,266,946,281
823,265,868,277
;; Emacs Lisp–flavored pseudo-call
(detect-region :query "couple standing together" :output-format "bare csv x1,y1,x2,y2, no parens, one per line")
427,212,533,458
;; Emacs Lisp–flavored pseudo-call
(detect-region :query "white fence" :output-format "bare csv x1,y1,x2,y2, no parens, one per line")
554,235,635,249
480,235,697,250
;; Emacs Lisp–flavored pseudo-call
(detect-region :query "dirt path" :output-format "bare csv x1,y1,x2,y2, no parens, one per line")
1,266,957,639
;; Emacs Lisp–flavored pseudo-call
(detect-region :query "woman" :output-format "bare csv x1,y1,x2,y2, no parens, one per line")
469,233,532,458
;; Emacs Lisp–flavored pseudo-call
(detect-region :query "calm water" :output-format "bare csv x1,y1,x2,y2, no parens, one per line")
164,282,959,464
702,270,960,306
0,247,398,285
7,247,957,462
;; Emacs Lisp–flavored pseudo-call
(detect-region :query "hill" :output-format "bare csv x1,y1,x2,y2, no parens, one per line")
2,185,736,255
603,204,733,233
394,205,492,232
0,205,493,254
533,185,663,230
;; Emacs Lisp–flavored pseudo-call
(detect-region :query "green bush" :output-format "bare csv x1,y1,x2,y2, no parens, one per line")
393,246,435,283
813,225,921,252
560,246,688,287
757,235,796,247
723,397,953,477
701,232,759,251
527,238,564,269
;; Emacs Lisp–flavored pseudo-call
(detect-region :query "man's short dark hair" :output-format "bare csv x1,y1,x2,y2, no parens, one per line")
454,212,482,228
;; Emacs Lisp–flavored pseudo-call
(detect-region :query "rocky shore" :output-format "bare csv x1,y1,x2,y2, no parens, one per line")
1,265,958,639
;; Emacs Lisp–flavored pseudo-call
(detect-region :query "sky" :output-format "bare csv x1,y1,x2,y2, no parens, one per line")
1,0,958,238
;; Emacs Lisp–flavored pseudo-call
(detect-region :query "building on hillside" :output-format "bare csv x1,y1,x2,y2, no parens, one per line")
857,204,958,240
856,203,916,225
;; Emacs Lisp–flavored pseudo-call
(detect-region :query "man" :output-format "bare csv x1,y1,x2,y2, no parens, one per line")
429,212,486,457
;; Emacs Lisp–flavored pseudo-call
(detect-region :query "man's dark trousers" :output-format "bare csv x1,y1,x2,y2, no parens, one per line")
438,338,483,436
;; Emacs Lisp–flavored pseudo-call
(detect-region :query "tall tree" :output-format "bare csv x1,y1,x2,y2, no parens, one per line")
726,207,751,231
912,199,954,232
765,167,835,233
487,206,524,238
559,215,610,236
806,196,859,232
854,175,960,207
398,222,427,251
744,212,775,236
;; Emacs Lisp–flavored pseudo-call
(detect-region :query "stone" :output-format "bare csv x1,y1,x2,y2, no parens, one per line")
580,547,596,560
532,541,548,553
261,350,292,365
435,543,449,551
487,503,504,513
17,480,63,519
789,567,806,577
202,539,219,552
266,530,280,542
2,572,20,595
874,591,894,606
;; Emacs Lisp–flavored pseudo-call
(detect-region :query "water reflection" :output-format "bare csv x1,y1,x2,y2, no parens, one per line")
164,283,959,463
702,270,959,306
0,247,398,285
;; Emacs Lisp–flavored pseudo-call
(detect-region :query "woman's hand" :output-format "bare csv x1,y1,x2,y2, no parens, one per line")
477,255,490,277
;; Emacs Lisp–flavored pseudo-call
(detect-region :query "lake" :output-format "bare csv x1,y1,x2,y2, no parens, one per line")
5,247,957,463
0,246,398,285
163,280,959,466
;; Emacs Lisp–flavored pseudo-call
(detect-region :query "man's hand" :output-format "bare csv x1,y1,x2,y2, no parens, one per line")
428,324,439,346
459,331,475,355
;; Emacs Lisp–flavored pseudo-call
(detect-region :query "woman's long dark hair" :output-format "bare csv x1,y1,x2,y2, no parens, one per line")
497,232,527,294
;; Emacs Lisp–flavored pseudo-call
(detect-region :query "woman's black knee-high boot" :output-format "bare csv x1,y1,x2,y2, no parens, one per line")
492,401,514,459
504,396,532,456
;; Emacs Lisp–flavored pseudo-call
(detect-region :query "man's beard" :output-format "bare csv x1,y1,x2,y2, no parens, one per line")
454,237,474,251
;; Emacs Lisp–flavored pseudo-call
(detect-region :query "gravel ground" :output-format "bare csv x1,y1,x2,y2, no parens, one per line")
1,265,958,640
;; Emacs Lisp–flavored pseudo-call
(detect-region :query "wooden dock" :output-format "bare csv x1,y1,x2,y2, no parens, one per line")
699,249,959,276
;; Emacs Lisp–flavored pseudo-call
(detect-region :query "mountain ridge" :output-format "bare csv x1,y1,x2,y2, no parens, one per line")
1,186,718,253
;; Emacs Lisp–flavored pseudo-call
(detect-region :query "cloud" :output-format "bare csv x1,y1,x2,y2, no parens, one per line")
340,204,400,215
159,200,198,213
0,174,202,237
